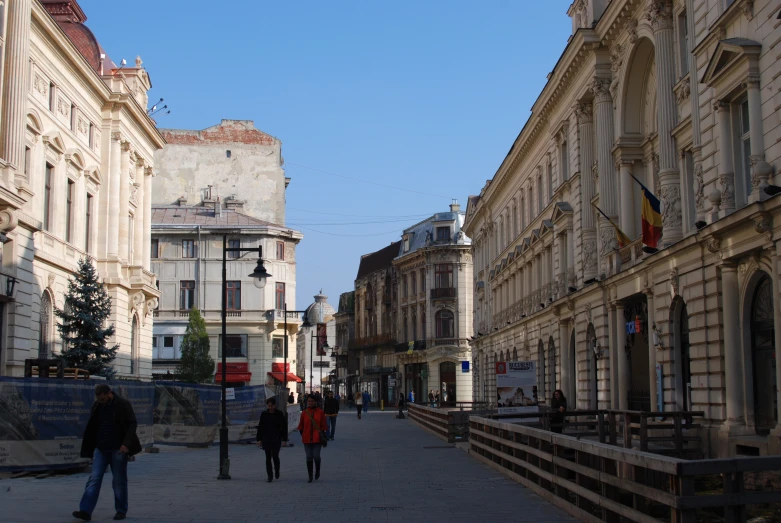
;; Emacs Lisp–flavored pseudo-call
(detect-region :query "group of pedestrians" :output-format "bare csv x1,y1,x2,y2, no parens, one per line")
353,390,370,419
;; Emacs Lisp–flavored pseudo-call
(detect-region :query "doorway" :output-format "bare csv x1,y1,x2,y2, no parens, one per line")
673,298,692,411
750,276,777,434
625,295,650,411
586,323,597,409
440,361,456,406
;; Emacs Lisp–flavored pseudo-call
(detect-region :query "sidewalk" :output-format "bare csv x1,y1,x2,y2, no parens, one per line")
0,410,573,522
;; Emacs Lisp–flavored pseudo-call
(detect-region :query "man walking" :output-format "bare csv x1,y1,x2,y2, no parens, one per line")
362,390,370,414
323,391,339,440
72,384,141,521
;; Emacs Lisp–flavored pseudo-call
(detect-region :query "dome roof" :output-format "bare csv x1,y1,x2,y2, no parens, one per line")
304,291,336,325
41,1,116,74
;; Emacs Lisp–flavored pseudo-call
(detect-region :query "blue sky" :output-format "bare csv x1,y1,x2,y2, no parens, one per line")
80,0,572,309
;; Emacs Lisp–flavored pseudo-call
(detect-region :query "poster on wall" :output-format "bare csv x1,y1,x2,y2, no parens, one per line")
316,323,327,356
496,361,539,416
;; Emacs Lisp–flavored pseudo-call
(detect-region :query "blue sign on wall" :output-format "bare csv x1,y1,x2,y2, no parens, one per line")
461,361,470,373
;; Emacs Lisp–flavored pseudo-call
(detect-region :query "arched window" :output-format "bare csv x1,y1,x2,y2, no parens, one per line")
435,310,454,338
130,316,139,375
750,276,777,434
38,292,53,358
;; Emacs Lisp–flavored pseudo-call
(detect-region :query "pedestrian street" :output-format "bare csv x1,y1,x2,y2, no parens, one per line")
1,410,573,523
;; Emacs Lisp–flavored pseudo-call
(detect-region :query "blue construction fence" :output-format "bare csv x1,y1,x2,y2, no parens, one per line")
0,377,282,471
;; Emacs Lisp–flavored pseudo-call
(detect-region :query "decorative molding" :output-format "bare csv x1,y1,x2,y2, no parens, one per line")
752,213,772,243
591,77,612,103
719,173,735,210
674,76,690,105
693,163,705,212
669,267,679,299
742,0,754,21
646,0,674,32
659,184,682,230
0,209,19,234
574,102,593,124
583,238,597,275
626,18,638,44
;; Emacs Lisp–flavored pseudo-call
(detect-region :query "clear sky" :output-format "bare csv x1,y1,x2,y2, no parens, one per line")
80,0,573,310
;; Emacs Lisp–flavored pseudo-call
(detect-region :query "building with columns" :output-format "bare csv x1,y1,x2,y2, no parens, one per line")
0,0,163,378
463,0,781,457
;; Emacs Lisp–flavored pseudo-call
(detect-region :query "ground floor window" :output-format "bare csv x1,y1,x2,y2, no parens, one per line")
219,334,247,358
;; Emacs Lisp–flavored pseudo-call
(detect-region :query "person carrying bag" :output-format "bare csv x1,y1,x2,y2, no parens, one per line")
297,396,328,483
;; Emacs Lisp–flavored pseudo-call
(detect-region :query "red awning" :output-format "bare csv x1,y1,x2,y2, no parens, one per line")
267,372,303,383
214,372,252,383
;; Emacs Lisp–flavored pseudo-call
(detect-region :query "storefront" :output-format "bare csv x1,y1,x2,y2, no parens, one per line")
404,363,428,404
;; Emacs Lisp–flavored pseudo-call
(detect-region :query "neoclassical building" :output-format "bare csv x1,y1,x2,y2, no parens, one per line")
0,0,162,378
463,0,781,457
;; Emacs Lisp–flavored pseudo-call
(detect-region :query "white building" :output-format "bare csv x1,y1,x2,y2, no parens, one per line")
295,292,336,397
0,0,163,378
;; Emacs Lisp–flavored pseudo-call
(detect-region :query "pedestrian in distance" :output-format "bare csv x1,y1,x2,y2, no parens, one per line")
288,392,295,404
72,384,141,522
408,389,415,404
550,389,568,434
323,391,339,440
428,390,435,407
256,397,288,482
297,396,328,483
434,390,440,407
397,393,405,419
362,390,370,414
354,391,363,419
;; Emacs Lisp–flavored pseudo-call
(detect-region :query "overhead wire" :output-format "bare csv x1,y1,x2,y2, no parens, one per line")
293,224,403,238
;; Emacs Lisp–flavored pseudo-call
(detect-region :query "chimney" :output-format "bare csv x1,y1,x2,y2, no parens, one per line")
215,197,222,217
176,196,187,206
224,195,245,213
449,199,460,213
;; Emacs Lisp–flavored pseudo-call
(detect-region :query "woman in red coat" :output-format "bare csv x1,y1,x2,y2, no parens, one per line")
297,395,327,482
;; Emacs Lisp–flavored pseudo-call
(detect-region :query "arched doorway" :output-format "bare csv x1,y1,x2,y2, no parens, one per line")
538,339,546,402
440,361,456,406
672,298,692,411
750,276,777,434
586,323,598,409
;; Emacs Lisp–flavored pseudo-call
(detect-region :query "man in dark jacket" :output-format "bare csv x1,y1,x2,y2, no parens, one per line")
323,391,340,441
256,397,288,482
73,384,141,522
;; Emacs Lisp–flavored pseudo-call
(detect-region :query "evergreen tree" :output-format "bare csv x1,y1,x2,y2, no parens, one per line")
55,258,119,378
176,308,214,383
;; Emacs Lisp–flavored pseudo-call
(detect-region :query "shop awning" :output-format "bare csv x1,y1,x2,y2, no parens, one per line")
267,372,303,383
215,372,252,383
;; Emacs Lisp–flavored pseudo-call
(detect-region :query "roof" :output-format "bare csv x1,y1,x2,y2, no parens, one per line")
160,120,277,146
356,241,402,280
304,292,336,324
42,0,117,74
152,206,283,229
398,211,471,258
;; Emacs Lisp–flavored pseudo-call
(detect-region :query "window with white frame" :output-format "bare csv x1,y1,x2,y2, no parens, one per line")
153,335,182,360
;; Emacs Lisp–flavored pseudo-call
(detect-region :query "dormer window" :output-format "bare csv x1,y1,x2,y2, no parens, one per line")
403,234,411,252
436,226,450,241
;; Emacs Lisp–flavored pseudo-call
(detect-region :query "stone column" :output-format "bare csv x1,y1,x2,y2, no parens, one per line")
143,167,153,269
686,0,705,225
720,263,745,428
132,162,144,267
0,0,32,184
714,100,736,215
615,303,629,410
119,142,131,262
108,133,122,259
746,76,773,201
591,78,619,257
619,161,635,238
647,290,658,412
559,319,571,402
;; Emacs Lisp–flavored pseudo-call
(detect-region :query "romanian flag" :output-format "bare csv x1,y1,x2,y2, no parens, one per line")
629,174,662,253
592,204,631,249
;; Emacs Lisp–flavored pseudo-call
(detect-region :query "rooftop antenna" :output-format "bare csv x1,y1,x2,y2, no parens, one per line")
147,98,164,114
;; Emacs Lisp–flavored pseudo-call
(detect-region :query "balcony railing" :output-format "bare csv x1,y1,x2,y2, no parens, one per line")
394,339,427,353
348,333,396,350
267,309,304,322
154,309,273,321
430,287,456,299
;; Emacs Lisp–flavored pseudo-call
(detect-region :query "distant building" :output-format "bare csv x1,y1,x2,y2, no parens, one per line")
332,291,355,398
295,292,336,396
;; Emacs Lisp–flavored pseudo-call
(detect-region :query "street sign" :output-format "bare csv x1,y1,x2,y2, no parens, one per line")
225,387,235,400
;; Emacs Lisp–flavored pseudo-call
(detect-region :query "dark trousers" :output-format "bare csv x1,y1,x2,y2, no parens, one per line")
326,416,337,439
264,447,280,478
356,405,362,419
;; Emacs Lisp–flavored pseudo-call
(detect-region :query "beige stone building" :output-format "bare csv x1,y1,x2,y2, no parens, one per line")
0,0,163,378
150,203,303,388
464,0,781,457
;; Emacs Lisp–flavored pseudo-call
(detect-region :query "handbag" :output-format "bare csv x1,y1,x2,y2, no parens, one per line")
305,410,328,448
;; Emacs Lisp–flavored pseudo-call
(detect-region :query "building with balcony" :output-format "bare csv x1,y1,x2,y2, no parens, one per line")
0,0,163,378
463,0,781,457
393,201,473,405
295,291,335,396
332,291,355,398
150,202,303,387
352,241,402,405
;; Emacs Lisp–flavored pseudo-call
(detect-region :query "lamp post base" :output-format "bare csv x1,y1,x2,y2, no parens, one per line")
217,426,231,480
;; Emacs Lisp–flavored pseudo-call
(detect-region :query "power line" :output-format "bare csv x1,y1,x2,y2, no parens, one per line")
288,206,430,219
293,224,403,238
288,216,430,226
286,162,451,199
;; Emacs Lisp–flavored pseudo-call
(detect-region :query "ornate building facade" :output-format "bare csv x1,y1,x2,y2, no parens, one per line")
0,0,162,378
463,0,781,457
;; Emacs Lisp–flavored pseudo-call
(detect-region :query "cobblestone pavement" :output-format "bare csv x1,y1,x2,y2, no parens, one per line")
1,410,573,522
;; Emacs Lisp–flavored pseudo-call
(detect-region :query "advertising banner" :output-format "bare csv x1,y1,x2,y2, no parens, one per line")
0,378,154,471
495,361,539,417
316,323,327,356
153,382,220,446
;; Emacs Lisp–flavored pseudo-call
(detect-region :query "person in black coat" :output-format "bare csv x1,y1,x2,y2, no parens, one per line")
256,397,288,482
550,389,568,434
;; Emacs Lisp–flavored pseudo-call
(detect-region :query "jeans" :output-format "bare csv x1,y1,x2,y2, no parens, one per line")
303,443,322,461
363,401,369,413
326,416,337,439
356,405,362,419
264,447,280,478
79,448,128,515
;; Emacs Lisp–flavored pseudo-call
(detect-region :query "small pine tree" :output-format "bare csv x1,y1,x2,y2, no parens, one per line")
176,308,214,383
55,258,119,378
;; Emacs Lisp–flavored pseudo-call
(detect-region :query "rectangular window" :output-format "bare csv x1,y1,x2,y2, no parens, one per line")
180,280,195,310
88,123,94,149
48,83,56,111
226,281,241,310
219,334,247,358
560,141,569,182
538,176,544,213
420,269,426,292
24,146,31,181
151,238,159,259
182,239,195,258
155,336,176,359
43,164,53,232
65,179,74,243
128,215,134,261
275,282,285,309
85,193,93,253
547,163,553,201
739,98,751,198
520,197,526,231
436,226,450,241
276,241,285,260
677,10,689,77
272,336,284,358
227,239,240,259
411,273,417,295
435,263,454,288
403,276,408,298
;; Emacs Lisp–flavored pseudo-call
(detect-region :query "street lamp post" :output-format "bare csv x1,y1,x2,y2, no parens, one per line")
309,328,329,395
217,232,271,481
